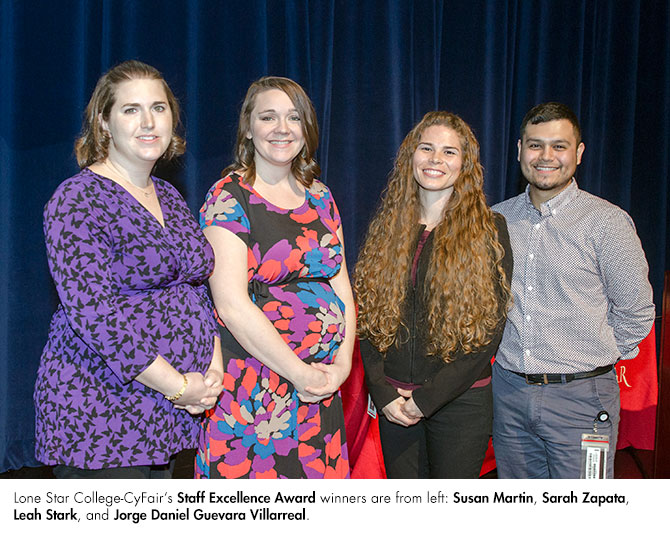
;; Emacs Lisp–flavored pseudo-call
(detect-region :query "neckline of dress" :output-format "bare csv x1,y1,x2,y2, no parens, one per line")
85,167,167,229
236,173,309,212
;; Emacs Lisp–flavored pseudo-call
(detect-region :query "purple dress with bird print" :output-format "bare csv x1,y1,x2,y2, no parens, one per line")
35,168,217,469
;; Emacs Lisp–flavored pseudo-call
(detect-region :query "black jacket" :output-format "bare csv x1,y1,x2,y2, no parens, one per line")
360,213,513,418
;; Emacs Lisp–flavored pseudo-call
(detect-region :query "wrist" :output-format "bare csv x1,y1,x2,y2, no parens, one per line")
291,361,313,385
208,363,224,375
165,374,188,402
333,359,351,375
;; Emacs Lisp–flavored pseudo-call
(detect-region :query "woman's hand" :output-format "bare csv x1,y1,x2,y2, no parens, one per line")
190,336,224,410
176,371,224,414
396,388,424,420
382,396,421,427
293,363,329,403
300,360,349,402
172,371,223,412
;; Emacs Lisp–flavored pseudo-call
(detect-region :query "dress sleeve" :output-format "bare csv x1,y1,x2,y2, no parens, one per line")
43,179,162,383
496,213,514,294
411,214,514,418
310,180,341,235
199,177,251,246
326,187,342,232
359,338,401,411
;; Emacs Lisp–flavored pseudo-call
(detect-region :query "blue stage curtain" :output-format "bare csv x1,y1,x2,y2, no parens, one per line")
1,0,668,472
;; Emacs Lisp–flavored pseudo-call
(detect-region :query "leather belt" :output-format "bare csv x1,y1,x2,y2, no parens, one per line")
510,364,614,385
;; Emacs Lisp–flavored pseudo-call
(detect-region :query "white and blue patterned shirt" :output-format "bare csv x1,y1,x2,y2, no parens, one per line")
492,179,654,374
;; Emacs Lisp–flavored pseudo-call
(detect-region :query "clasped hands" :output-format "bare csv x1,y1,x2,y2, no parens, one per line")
173,369,224,415
382,388,425,427
171,359,347,413
295,361,349,403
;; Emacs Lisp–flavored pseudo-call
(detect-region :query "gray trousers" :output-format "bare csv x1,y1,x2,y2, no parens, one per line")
492,361,619,478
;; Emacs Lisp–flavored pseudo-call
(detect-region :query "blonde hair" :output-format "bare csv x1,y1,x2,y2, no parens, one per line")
354,111,511,361
222,76,320,187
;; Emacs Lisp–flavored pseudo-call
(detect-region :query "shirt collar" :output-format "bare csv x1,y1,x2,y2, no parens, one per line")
524,178,579,216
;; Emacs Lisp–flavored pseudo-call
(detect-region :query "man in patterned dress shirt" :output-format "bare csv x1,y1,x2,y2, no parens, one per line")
491,102,655,478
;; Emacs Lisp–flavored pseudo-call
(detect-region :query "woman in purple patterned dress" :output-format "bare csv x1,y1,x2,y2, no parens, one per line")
35,60,223,478
196,77,354,478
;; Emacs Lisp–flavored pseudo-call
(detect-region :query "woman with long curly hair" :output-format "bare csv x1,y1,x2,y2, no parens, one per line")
354,111,513,478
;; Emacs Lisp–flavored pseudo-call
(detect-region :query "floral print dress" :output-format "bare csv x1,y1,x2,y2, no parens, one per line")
195,172,350,478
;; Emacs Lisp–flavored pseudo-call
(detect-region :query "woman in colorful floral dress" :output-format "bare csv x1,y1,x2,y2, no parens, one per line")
196,77,354,478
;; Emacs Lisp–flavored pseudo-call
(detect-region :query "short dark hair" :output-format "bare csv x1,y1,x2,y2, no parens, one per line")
519,102,582,144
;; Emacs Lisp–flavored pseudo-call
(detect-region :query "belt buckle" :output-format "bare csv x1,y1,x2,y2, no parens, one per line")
525,373,549,385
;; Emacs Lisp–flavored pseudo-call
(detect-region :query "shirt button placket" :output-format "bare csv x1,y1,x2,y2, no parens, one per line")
522,217,541,370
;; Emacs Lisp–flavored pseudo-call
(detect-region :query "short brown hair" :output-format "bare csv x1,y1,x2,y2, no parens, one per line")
223,76,320,187
74,60,185,168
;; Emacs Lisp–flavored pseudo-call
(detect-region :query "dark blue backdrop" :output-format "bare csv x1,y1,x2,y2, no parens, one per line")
1,0,668,472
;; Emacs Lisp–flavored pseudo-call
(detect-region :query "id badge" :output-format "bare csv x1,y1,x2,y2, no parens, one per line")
580,433,610,479
367,394,377,419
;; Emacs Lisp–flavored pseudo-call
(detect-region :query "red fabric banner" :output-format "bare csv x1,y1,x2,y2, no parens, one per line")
616,324,658,450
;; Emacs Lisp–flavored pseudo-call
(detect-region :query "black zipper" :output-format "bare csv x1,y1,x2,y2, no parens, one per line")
409,226,430,384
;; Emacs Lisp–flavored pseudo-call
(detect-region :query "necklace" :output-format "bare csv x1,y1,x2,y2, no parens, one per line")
124,179,155,198
98,161,155,198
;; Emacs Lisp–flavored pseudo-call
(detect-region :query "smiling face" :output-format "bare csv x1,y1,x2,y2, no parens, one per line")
101,78,172,169
518,119,585,205
246,88,305,174
412,124,463,198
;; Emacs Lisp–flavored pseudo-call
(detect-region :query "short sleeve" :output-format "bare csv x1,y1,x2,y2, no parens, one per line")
199,176,251,245
327,189,342,230
309,180,341,235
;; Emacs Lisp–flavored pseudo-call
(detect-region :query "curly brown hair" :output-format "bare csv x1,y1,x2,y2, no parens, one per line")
222,76,321,188
354,111,511,361
74,60,185,168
